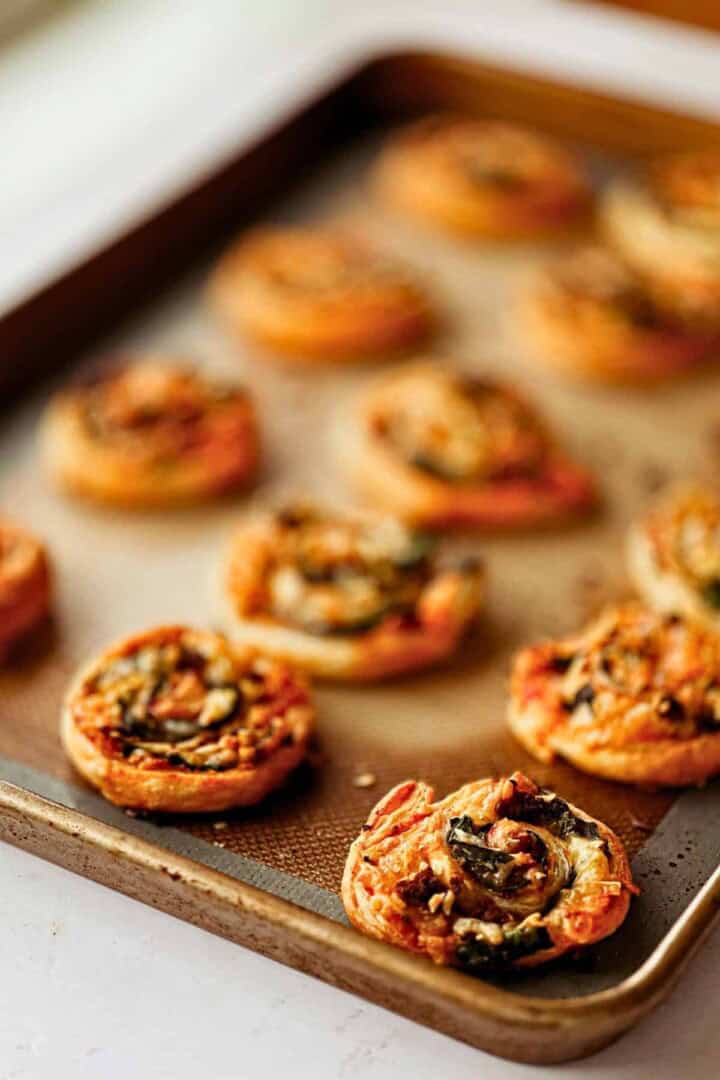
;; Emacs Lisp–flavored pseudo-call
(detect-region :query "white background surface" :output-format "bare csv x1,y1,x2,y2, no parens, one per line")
2,840,719,1080
2,2,720,1076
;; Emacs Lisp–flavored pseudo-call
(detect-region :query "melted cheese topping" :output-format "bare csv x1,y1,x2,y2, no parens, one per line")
347,772,631,970
78,361,251,468
527,606,720,747
644,488,720,605
70,629,308,772
265,506,435,635
371,366,549,483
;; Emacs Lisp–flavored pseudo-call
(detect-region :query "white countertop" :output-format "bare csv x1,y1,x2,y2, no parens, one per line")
2,2,720,1076
3,839,719,1079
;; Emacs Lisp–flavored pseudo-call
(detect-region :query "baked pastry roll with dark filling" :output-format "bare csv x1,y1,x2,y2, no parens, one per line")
602,150,720,325
0,519,51,659
629,487,720,628
209,226,434,361
349,363,595,528
375,115,591,238
509,604,720,786
42,360,259,507
342,771,635,971
522,247,717,381
61,626,313,812
220,503,484,679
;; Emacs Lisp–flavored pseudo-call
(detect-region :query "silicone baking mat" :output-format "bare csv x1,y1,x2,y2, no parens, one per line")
2,129,719,998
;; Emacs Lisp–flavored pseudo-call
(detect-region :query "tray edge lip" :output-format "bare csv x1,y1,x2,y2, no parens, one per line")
6,36,720,330
5,1,720,320
4,44,720,1056
0,776,717,1034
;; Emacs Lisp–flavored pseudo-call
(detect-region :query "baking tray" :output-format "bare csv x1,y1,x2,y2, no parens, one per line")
591,1,720,33
2,52,720,1065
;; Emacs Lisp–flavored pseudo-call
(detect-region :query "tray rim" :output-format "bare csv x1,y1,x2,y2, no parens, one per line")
4,48,720,1064
1,776,719,1065
6,2,720,322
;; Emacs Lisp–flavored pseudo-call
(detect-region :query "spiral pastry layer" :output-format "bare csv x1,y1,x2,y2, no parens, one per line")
348,362,595,528
522,246,718,382
42,359,259,506
61,625,313,812
602,150,720,324
375,115,591,237
509,604,720,786
342,771,634,971
220,502,485,679
209,226,434,360
629,487,720,630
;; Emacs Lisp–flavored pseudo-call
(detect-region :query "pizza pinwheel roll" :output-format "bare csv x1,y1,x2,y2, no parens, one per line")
602,151,720,324
629,487,720,628
220,503,485,680
209,226,434,361
42,360,260,507
348,363,595,528
509,604,720,787
522,247,717,382
0,519,51,659
342,771,635,972
61,626,313,812
374,116,591,238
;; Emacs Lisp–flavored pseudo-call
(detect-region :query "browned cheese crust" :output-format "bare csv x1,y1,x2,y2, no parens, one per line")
220,503,485,679
509,604,720,786
0,519,51,658
522,247,718,382
342,772,635,971
42,360,260,507
375,115,591,238
348,363,596,528
209,226,434,361
61,625,314,812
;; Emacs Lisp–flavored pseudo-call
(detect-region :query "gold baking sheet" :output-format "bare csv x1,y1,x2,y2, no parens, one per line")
1,133,703,874
2,53,720,1060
